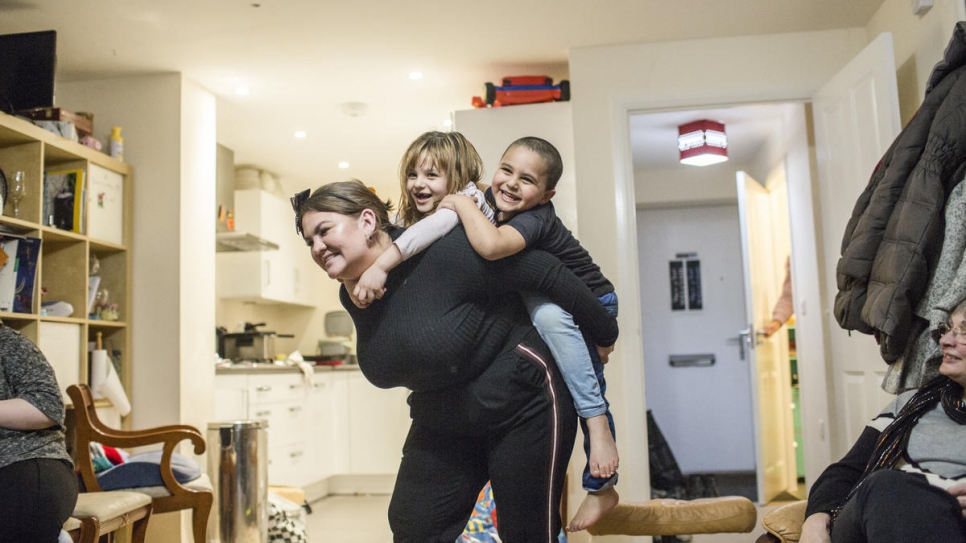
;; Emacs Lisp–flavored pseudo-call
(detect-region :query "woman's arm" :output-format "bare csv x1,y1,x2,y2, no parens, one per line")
799,513,832,543
355,209,462,304
0,398,57,430
805,426,880,517
0,329,66,430
440,194,525,260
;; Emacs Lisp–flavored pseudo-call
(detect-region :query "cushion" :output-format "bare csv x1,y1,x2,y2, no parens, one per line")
96,450,202,491
760,500,807,543
587,496,758,536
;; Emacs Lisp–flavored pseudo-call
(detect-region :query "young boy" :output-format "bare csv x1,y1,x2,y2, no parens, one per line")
439,136,620,532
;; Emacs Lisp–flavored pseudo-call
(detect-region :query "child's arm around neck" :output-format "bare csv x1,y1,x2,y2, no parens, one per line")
439,194,526,260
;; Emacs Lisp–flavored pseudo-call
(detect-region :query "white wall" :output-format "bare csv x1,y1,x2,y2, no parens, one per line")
567,30,868,529
58,73,218,543
867,0,963,124
635,162,748,208
455,101,578,228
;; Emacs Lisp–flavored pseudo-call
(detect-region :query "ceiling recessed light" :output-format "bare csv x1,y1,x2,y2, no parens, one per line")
338,161,350,169
409,71,423,80
294,131,307,139
235,86,250,96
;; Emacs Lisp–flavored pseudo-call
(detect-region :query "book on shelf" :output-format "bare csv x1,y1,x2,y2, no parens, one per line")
0,236,41,313
43,168,86,234
86,164,123,244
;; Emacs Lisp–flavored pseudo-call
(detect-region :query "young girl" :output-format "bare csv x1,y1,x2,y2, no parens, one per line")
350,131,494,305
353,131,620,532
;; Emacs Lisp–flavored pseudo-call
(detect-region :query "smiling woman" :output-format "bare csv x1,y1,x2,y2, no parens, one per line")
798,298,966,543
292,180,618,541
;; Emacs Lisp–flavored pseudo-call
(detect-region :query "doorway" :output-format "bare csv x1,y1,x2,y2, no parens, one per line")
630,103,804,503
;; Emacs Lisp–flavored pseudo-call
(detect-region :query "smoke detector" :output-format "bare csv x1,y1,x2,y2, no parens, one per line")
340,102,368,117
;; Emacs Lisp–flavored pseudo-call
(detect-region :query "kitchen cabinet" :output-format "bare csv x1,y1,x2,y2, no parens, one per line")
0,111,133,407
346,370,409,475
213,367,410,497
216,189,311,307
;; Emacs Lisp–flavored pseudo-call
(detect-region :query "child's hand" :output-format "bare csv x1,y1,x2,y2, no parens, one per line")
438,194,474,211
342,279,368,309
597,344,615,364
354,266,388,307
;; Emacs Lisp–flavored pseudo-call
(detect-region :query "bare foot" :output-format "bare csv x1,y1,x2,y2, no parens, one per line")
585,415,619,478
567,487,620,532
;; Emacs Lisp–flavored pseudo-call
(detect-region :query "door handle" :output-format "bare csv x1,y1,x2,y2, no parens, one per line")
736,326,753,360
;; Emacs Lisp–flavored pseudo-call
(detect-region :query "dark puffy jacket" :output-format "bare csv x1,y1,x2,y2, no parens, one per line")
834,22,966,361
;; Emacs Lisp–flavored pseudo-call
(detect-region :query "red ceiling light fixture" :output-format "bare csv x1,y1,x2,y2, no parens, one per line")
678,119,728,167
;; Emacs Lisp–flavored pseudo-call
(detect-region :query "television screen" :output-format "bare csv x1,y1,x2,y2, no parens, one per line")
0,30,57,114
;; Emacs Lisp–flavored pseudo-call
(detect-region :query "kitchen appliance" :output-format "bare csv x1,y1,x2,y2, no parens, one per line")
313,310,354,365
219,322,293,363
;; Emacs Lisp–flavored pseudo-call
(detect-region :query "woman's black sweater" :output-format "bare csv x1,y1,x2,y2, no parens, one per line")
340,226,619,393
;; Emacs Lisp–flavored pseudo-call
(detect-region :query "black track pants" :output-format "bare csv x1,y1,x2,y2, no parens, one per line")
389,331,577,542
833,469,966,543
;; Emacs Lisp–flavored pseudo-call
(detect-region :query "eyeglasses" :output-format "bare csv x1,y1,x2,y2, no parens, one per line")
930,322,966,344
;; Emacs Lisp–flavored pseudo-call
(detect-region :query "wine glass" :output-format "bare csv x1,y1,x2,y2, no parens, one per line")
9,170,25,218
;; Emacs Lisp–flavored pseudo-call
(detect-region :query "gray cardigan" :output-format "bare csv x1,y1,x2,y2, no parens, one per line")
0,325,72,470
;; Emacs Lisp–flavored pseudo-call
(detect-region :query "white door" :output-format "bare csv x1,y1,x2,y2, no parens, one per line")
736,171,793,504
812,32,902,455
637,205,755,477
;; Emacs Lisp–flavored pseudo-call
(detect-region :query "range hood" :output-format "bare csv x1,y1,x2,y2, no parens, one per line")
216,232,280,252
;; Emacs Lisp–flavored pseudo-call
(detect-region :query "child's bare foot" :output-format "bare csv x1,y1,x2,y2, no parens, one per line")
586,415,619,478
567,487,619,532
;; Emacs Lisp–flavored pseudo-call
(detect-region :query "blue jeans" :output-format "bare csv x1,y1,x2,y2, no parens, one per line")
523,291,619,492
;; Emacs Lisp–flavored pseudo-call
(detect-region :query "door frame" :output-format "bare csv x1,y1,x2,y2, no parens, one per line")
613,95,832,490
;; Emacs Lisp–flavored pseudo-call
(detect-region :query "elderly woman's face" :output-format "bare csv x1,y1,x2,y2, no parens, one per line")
938,311,966,390
301,210,369,281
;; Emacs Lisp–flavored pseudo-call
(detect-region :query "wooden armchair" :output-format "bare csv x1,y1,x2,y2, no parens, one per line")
67,384,213,543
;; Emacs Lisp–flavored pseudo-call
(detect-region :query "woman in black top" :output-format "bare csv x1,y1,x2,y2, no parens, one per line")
294,180,618,542
0,322,78,542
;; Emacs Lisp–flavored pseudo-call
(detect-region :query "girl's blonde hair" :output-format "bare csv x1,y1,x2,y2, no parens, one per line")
396,131,483,226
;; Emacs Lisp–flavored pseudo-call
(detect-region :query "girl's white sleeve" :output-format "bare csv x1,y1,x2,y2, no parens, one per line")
393,208,461,260
393,182,495,261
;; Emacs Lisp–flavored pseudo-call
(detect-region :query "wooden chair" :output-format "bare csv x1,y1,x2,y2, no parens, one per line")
67,384,213,543
63,491,153,543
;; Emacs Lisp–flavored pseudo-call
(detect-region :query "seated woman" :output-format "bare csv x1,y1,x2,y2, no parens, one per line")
293,180,618,542
0,321,79,542
800,300,966,543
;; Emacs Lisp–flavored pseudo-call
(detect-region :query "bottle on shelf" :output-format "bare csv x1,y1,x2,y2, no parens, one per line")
109,127,124,161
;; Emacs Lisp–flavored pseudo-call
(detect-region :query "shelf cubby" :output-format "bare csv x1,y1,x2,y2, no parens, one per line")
0,112,133,413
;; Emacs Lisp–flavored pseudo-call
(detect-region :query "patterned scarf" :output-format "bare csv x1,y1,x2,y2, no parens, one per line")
832,376,966,520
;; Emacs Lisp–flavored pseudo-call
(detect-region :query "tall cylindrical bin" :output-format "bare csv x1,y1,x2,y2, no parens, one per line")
208,420,268,543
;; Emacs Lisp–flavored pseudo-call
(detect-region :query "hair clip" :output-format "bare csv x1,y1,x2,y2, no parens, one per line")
290,188,310,237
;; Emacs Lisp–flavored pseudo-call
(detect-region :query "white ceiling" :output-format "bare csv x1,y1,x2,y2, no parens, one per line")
1,0,885,196
629,103,803,171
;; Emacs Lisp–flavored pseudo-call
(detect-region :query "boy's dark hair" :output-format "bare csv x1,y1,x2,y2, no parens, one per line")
505,136,563,191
